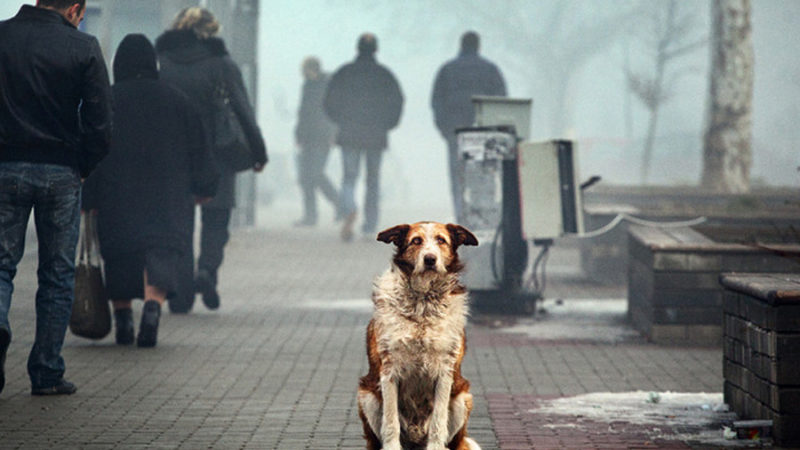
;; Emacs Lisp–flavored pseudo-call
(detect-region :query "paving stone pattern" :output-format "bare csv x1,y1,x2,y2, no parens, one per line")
0,226,725,449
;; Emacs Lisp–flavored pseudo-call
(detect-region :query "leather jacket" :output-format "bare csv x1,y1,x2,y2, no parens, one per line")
0,5,112,177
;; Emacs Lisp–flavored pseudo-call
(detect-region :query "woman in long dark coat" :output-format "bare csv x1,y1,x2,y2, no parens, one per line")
155,7,268,311
82,34,219,347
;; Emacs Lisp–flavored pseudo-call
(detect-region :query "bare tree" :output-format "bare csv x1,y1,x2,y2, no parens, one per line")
626,0,706,184
700,0,754,193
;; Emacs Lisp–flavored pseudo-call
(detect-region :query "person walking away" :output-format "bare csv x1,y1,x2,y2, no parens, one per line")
324,33,403,241
82,34,219,348
294,56,338,227
0,0,112,395
431,31,507,222
155,7,268,311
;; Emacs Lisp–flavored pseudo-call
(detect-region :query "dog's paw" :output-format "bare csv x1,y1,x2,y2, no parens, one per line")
425,443,447,450
383,440,402,450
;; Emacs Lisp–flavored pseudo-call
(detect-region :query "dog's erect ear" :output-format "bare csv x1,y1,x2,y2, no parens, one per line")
377,224,410,246
447,224,479,248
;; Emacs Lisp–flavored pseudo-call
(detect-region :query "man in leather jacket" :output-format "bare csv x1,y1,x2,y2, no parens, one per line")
0,0,112,396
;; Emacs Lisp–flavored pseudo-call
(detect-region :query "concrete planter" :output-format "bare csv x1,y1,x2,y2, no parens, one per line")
721,273,800,448
626,225,800,345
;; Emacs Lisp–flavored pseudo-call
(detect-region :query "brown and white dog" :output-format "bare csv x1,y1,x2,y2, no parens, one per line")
358,221,480,450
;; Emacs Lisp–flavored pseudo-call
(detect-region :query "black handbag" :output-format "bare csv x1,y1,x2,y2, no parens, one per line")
69,213,111,340
213,83,253,172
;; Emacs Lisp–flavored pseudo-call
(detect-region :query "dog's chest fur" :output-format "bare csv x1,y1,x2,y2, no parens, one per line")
372,268,467,378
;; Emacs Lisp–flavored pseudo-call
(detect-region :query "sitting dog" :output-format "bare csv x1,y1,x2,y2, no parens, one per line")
358,221,480,450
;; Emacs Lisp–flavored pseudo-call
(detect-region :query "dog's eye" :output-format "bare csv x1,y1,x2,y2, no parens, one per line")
436,236,447,245
411,237,422,245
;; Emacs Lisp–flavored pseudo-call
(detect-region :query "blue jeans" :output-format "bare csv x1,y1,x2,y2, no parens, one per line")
0,162,81,389
339,147,383,233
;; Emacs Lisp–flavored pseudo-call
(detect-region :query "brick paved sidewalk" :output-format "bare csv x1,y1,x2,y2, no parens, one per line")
0,223,766,449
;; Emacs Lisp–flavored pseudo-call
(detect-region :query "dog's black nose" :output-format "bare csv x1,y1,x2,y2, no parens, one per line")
424,254,436,267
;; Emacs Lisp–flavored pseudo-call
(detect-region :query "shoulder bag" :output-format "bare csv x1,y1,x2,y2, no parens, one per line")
213,83,253,172
69,213,111,340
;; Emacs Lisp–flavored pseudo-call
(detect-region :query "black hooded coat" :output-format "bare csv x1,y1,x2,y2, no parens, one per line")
155,29,268,209
82,34,219,298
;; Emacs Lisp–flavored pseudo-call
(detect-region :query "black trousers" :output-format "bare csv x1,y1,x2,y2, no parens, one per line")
197,206,231,286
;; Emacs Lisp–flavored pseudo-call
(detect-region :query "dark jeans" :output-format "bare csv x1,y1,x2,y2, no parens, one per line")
0,162,81,389
339,147,383,234
197,206,231,287
297,144,337,222
446,133,464,222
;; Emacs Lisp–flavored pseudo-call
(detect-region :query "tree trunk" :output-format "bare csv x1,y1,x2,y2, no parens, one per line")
700,0,754,193
640,107,661,184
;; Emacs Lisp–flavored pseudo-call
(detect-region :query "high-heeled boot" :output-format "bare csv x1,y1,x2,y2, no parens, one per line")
136,301,161,348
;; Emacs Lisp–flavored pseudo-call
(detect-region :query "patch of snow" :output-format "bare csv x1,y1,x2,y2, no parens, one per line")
529,391,761,447
501,298,641,343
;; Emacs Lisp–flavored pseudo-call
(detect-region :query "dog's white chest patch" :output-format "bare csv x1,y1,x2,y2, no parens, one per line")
372,268,468,376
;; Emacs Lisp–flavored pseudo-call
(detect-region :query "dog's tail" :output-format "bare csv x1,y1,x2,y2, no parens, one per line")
464,437,481,450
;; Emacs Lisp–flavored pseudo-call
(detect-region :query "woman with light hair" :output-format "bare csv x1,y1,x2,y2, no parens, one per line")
155,7,268,313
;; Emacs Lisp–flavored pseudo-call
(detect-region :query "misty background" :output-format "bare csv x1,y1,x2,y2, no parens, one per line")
2,0,798,224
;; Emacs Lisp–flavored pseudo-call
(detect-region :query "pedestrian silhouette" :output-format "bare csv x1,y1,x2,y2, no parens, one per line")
155,7,268,312
324,33,404,241
294,56,338,227
0,0,112,396
81,34,219,347
431,31,507,221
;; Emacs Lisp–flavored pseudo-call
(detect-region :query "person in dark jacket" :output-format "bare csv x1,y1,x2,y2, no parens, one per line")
294,56,338,227
431,31,507,221
0,0,111,396
155,7,267,311
82,34,219,348
324,33,403,241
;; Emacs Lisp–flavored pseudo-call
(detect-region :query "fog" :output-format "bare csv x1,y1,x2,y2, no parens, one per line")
3,1,798,224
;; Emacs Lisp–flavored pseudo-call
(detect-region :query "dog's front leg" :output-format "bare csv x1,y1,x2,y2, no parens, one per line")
426,374,454,450
380,374,402,450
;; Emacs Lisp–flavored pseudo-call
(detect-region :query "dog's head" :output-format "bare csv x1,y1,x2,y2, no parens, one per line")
377,222,478,276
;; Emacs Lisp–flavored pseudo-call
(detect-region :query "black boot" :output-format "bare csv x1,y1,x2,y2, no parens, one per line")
114,308,133,345
114,308,134,345
137,301,161,348
195,270,220,310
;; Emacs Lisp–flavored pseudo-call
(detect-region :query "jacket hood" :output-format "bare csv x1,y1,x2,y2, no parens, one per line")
154,29,228,63
113,34,158,83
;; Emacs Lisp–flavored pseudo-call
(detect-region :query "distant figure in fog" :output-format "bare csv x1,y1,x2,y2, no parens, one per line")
431,31,507,221
155,7,268,312
82,34,219,348
294,56,338,227
324,33,404,241
0,0,112,396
